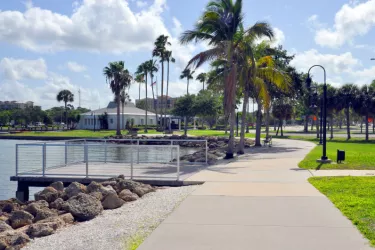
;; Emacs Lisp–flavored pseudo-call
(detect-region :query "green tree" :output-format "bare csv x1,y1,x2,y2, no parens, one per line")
196,73,207,91
272,99,293,136
172,95,196,136
194,90,221,129
135,74,144,102
103,61,132,136
0,111,10,126
352,85,375,141
56,89,74,127
165,50,175,131
336,84,359,140
180,68,195,95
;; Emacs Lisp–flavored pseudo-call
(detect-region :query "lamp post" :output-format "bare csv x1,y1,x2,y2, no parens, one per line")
306,65,330,162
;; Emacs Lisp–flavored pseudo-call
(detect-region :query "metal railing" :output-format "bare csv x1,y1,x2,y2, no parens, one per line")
15,138,207,181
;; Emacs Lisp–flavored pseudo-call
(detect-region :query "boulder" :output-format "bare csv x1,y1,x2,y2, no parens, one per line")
50,181,64,192
0,222,12,233
27,223,57,238
36,217,65,229
87,182,116,198
34,208,58,222
100,181,117,187
133,184,155,197
50,198,65,210
9,211,34,229
116,180,154,197
0,231,30,249
63,193,103,221
64,182,87,199
59,213,74,224
101,193,125,210
25,200,49,216
0,199,22,213
35,187,59,203
118,190,139,202
89,192,103,201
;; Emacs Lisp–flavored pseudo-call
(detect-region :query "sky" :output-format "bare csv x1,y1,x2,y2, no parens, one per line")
0,0,375,110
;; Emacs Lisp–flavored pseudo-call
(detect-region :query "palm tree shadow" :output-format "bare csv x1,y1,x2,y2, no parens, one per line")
315,163,324,170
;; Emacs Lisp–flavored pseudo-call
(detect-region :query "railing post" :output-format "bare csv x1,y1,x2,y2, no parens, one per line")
104,139,107,163
42,143,46,177
205,140,208,165
177,146,180,181
65,141,68,166
130,146,134,180
85,144,89,178
137,140,140,164
15,145,19,176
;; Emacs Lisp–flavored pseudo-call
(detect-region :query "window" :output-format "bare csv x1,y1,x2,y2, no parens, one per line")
110,118,113,124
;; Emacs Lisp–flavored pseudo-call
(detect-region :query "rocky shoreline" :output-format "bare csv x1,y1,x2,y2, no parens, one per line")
0,176,156,249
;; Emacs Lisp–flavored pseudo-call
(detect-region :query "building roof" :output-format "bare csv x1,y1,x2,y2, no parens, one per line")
82,102,155,116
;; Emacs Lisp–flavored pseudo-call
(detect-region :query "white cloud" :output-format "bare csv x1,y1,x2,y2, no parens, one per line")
66,61,87,72
136,1,148,8
172,17,183,37
0,58,48,81
0,0,170,53
314,0,375,48
306,15,325,31
256,27,285,47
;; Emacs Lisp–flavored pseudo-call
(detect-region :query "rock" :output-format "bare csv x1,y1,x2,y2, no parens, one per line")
0,215,8,223
118,174,125,180
36,217,65,229
63,193,103,221
100,181,117,187
118,189,139,202
50,181,64,192
50,198,64,210
0,222,12,233
24,200,49,216
101,193,125,210
59,213,74,224
35,187,59,203
0,231,30,249
133,184,155,197
34,208,58,223
89,192,103,201
9,211,34,229
0,200,22,213
27,223,57,238
65,182,87,199
87,182,116,198
116,180,154,197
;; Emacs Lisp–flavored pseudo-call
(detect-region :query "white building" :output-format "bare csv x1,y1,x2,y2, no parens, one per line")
78,102,157,130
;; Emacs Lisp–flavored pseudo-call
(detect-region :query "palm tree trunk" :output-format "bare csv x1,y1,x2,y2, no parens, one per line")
280,119,284,137
116,95,121,136
151,84,158,130
265,108,270,139
165,61,170,132
138,82,141,102
276,124,280,136
145,74,148,133
304,115,308,132
330,115,334,139
346,108,351,139
122,101,125,131
161,62,165,129
366,113,369,141
238,90,249,154
246,97,250,133
184,117,188,136
64,102,68,129
255,101,262,147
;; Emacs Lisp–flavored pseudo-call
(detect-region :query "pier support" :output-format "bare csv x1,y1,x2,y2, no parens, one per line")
16,181,29,202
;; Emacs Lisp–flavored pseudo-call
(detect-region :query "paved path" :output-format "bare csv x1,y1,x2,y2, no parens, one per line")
138,139,372,250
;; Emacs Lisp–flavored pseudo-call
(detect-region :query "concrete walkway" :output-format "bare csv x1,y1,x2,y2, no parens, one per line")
138,139,373,250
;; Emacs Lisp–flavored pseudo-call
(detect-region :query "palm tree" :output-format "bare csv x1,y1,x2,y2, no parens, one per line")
180,69,195,94
180,0,274,158
136,62,150,132
103,61,132,136
337,84,359,140
135,74,144,102
153,35,171,128
56,90,74,128
147,60,159,130
352,85,375,141
165,50,175,131
196,73,207,91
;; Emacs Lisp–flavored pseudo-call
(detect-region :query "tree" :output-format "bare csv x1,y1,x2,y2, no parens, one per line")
336,84,359,140
0,111,10,126
136,100,150,110
180,69,195,94
180,0,274,158
56,89,74,127
135,74,144,102
272,99,293,136
103,61,132,136
352,85,375,141
194,90,221,129
165,50,175,131
172,95,196,136
196,73,207,91
147,60,159,129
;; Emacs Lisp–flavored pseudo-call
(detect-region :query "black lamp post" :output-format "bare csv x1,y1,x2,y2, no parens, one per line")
306,65,330,162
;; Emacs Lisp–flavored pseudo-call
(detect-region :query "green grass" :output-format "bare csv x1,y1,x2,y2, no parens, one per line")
183,129,265,138
299,141,375,170
2,129,162,138
125,233,145,250
309,176,375,246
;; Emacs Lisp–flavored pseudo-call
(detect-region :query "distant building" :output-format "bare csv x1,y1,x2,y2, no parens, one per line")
0,101,34,110
135,96,178,113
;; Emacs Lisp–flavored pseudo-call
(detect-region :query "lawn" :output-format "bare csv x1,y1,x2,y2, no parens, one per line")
299,141,375,170
309,176,375,246
2,129,162,138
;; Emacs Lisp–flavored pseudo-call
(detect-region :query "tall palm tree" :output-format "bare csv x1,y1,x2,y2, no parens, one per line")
337,84,359,140
56,90,74,128
196,73,207,91
147,60,159,129
136,62,150,132
153,35,171,128
165,50,175,131
180,0,274,158
135,74,144,102
103,61,132,136
180,69,195,94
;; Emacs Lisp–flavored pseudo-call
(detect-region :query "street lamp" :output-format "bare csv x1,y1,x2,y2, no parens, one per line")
306,65,331,163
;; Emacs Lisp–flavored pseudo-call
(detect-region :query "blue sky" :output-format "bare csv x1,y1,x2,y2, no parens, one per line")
0,0,375,110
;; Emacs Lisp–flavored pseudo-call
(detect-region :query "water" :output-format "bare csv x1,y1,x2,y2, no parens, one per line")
0,140,199,200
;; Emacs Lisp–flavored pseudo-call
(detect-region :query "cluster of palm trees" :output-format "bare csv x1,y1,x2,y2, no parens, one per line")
180,0,292,158
135,35,175,132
